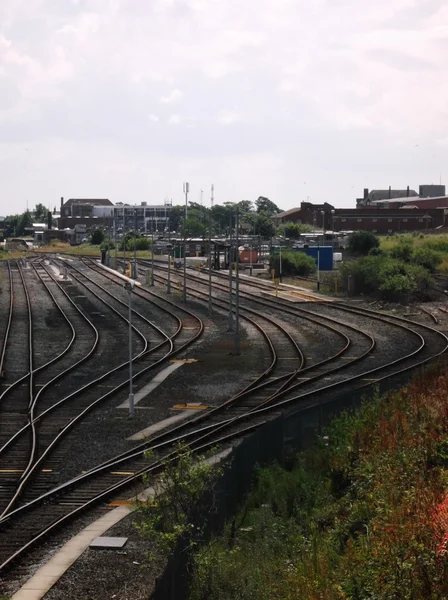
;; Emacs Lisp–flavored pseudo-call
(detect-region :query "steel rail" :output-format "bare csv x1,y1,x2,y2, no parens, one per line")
0,261,13,380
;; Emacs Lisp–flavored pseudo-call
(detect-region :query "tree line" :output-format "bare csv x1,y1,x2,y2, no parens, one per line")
1,203,52,238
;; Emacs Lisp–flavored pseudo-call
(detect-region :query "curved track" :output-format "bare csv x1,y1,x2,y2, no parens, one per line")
0,256,446,579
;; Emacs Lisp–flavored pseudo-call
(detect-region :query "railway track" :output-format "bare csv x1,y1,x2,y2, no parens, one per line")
0,257,446,582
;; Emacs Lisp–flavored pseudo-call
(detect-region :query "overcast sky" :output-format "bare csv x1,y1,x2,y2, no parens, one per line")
1,0,447,216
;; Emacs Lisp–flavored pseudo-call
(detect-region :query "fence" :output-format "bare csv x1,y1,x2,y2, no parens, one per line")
149,361,436,599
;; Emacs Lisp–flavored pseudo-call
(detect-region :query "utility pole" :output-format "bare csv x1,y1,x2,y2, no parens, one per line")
183,222,187,303
133,207,137,279
151,218,155,286
167,244,171,294
208,191,213,315
183,182,189,219
234,208,240,355
183,183,189,303
123,207,127,274
228,209,233,331
124,280,135,417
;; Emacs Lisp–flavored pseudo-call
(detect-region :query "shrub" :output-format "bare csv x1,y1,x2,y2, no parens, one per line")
390,239,414,261
348,231,380,255
90,229,104,245
339,255,434,301
270,250,317,277
412,247,442,273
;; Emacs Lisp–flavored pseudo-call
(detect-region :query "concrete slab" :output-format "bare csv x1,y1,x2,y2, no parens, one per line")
117,362,185,409
127,409,193,441
90,536,128,549
11,450,232,600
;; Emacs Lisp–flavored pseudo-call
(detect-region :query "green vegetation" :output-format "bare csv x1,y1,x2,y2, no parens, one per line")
277,222,314,239
189,363,448,600
341,233,448,301
348,230,380,255
270,249,317,277
135,445,223,563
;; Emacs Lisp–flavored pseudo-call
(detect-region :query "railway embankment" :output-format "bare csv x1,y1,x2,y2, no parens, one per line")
188,358,448,600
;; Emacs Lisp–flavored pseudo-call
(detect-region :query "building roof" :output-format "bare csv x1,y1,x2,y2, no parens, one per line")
64,199,113,207
371,195,448,205
368,189,418,201
276,207,302,219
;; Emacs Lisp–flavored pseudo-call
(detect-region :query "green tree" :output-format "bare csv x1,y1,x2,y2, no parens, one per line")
16,211,32,236
90,229,105,245
281,221,314,239
255,196,282,214
254,211,275,238
34,203,47,222
348,231,380,255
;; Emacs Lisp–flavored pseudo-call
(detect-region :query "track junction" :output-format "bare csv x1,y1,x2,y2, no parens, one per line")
0,255,446,593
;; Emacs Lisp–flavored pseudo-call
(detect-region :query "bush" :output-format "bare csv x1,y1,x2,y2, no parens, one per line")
90,229,104,245
412,247,442,273
339,255,434,301
119,236,152,251
270,250,317,277
390,239,414,261
281,222,314,239
100,238,115,252
348,231,379,255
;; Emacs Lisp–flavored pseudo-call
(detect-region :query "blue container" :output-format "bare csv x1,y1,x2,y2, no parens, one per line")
297,246,333,271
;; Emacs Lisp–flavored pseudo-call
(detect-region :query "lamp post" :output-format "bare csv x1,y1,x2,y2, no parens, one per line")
123,208,127,274
228,209,233,332
183,183,189,303
331,209,335,251
234,208,240,355
279,244,282,283
124,280,135,417
208,199,213,315
133,208,137,279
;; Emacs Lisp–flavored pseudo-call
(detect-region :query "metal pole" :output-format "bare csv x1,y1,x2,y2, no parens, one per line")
151,223,155,286
317,248,320,292
167,247,171,294
279,245,282,283
183,234,187,303
123,208,126,274
208,208,213,315
133,208,137,278
228,210,233,331
114,216,117,270
128,288,134,417
234,209,240,355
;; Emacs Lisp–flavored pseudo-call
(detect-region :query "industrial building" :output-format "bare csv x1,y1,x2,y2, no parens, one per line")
57,198,173,233
275,201,447,234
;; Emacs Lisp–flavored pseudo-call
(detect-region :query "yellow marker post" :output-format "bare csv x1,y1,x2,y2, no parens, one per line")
271,268,275,283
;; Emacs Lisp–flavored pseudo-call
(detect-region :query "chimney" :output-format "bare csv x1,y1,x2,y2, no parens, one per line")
363,188,368,200
407,186,410,197
389,186,391,199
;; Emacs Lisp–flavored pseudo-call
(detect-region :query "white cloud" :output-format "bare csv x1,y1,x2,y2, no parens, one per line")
1,0,448,214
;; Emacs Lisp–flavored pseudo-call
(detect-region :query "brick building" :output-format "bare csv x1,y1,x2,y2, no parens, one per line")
275,202,447,234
